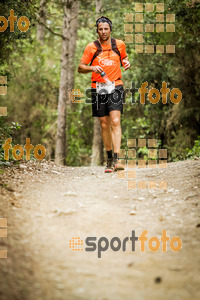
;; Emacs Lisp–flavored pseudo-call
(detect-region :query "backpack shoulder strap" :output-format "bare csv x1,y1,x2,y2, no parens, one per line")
111,38,122,66
90,40,103,66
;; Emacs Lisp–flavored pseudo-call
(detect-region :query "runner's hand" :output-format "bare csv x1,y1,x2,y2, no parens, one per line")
122,60,130,70
91,66,104,74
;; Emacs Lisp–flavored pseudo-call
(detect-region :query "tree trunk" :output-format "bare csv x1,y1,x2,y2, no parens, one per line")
68,3,79,98
37,0,47,44
55,0,79,165
95,0,103,14
67,0,79,112
91,0,104,166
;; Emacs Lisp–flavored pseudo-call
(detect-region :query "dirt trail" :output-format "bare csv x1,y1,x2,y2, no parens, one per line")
0,159,200,300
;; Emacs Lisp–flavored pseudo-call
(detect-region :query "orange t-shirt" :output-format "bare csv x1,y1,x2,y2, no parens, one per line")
81,39,127,88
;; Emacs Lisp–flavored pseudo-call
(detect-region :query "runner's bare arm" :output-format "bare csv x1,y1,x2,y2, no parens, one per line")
78,61,104,74
122,56,130,71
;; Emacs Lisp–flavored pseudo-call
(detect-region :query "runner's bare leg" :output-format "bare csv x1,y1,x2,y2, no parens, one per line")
99,116,112,151
109,110,121,153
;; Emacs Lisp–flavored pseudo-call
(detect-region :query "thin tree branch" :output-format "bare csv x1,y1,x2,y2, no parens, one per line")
38,20,66,39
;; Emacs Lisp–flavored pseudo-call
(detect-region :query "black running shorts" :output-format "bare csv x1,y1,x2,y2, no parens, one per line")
90,85,124,117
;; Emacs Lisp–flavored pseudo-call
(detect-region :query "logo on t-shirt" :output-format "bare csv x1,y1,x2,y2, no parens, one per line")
98,57,117,67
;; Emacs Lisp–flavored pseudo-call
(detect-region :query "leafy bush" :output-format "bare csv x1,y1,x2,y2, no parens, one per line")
185,137,200,159
0,119,21,165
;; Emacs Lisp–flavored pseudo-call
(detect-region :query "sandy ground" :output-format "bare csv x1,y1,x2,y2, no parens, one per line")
0,159,200,300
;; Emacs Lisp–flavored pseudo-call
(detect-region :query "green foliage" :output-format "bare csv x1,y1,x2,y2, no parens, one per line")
185,137,200,159
0,0,36,65
0,119,21,165
120,0,200,161
0,0,200,165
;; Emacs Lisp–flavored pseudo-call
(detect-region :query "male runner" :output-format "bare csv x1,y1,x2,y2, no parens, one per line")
78,16,130,173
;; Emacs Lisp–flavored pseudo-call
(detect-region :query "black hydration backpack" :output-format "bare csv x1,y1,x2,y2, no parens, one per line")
90,38,122,66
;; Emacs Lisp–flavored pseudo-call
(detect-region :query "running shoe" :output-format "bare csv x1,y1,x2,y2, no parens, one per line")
113,158,124,171
105,158,114,173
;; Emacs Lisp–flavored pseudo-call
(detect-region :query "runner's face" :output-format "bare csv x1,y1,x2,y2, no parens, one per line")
97,22,111,41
